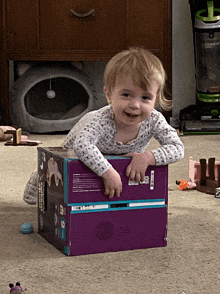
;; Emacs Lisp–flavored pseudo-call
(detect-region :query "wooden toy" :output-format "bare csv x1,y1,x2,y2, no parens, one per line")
189,157,220,195
38,147,168,256
4,128,41,146
4,128,22,145
196,158,220,195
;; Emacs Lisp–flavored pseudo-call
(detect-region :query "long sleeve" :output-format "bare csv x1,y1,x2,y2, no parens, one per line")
63,106,184,177
150,111,184,165
72,123,112,176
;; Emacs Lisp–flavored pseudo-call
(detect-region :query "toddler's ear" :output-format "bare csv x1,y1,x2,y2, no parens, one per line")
103,86,111,104
103,86,107,96
154,93,160,108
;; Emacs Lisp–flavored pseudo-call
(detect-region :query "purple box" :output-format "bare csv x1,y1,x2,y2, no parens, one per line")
38,147,168,256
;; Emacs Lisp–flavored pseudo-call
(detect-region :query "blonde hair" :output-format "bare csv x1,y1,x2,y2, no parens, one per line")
104,47,172,111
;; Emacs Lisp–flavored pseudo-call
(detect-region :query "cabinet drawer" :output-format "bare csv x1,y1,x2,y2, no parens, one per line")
5,0,38,50
39,0,127,50
129,0,167,49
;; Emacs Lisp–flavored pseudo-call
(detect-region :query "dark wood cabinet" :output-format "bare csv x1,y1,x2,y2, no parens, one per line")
0,0,172,124
5,0,38,50
40,0,127,51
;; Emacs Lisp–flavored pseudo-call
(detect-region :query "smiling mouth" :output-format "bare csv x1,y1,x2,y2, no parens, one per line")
125,112,139,118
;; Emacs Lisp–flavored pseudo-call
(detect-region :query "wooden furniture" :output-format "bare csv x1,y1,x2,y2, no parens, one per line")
0,0,172,124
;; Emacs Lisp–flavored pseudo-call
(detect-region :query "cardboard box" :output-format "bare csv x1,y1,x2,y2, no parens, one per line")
38,147,168,256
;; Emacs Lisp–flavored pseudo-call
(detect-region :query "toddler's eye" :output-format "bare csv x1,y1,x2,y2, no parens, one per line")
142,96,150,100
122,93,130,98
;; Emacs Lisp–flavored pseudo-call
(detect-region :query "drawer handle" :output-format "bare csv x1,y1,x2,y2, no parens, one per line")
70,8,95,18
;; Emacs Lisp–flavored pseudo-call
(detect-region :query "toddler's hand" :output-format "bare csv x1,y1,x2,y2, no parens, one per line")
101,167,122,198
125,151,156,182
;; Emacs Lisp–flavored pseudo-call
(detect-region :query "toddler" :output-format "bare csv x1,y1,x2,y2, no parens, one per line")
24,47,184,203
62,47,184,198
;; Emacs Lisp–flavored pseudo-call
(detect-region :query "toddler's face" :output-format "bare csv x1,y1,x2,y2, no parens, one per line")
105,75,159,129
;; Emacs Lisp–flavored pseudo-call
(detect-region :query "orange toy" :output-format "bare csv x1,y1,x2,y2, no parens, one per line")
176,180,196,191
176,180,189,190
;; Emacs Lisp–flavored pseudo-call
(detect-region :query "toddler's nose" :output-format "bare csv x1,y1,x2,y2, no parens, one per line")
129,98,140,109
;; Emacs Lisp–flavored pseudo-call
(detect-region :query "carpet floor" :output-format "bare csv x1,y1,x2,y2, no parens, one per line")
0,134,219,294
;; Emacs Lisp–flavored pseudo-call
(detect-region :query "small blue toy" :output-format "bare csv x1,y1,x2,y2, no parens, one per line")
20,222,34,234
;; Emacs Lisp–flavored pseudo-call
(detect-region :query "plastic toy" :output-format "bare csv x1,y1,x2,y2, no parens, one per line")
176,179,196,190
9,282,26,293
20,222,34,234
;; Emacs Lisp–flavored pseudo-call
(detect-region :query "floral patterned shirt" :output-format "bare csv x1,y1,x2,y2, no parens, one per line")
63,105,184,176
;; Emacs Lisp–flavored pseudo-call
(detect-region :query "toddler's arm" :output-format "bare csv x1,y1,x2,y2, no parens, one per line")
124,111,184,181
150,111,184,166
101,167,122,198
125,151,156,182
64,107,123,198
72,126,123,198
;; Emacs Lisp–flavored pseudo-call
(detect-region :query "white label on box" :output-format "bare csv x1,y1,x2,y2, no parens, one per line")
150,170,154,190
140,176,149,185
71,204,109,211
128,176,149,186
72,173,104,192
129,200,165,208
128,180,139,186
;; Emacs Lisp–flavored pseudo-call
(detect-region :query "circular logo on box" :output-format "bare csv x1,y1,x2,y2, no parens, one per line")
95,221,114,240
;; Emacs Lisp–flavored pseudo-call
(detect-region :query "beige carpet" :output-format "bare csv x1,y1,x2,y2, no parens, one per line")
0,134,219,294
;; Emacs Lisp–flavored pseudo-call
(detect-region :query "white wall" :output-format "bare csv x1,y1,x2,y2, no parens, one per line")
172,0,196,118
